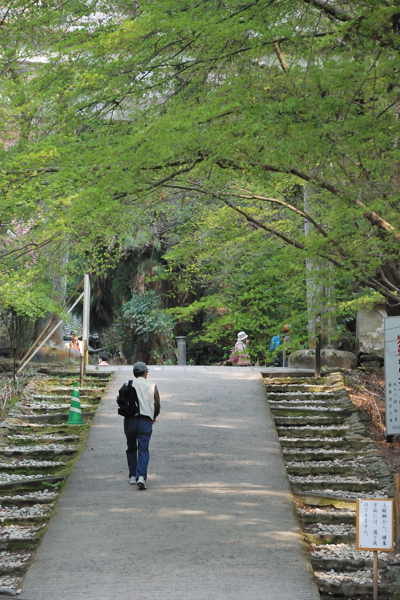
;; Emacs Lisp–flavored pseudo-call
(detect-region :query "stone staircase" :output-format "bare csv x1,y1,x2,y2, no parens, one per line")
0,368,111,596
264,372,400,599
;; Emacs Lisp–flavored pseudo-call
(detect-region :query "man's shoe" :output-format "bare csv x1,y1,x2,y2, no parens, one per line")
129,477,137,485
137,476,147,490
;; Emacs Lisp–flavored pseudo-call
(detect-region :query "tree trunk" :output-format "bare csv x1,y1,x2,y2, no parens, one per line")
304,183,337,348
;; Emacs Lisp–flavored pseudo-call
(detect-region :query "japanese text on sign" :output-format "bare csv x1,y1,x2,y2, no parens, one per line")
356,499,393,551
384,316,400,436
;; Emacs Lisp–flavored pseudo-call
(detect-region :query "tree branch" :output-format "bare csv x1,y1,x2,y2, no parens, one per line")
218,196,308,251
216,158,400,243
273,42,288,72
164,181,400,303
227,187,327,235
303,0,353,22
355,191,400,242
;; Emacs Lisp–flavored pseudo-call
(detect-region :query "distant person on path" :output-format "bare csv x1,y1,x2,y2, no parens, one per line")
229,331,251,366
98,354,109,366
270,324,291,367
124,361,160,490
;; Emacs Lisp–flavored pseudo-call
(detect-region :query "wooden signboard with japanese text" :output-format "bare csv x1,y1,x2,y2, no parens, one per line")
356,499,394,552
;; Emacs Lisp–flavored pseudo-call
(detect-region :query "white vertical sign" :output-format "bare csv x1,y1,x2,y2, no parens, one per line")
384,316,400,435
356,499,394,551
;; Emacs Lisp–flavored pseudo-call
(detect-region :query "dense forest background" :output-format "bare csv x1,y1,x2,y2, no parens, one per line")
0,0,399,364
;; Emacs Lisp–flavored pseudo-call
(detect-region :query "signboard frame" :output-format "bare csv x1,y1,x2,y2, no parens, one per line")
356,498,394,552
384,316,400,436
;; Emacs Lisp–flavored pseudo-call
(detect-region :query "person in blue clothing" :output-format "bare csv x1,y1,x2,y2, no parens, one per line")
270,324,291,367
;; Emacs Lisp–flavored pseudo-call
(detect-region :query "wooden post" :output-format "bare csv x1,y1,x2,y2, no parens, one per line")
373,551,378,600
394,474,400,552
315,314,321,378
80,353,85,387
80,274,90,386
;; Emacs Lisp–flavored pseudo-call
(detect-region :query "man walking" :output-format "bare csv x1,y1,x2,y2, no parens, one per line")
124,362,160,490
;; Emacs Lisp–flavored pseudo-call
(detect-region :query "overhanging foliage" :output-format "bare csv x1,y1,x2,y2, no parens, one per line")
0,0,399,323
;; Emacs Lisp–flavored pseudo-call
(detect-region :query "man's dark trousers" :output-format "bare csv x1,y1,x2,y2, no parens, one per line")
124,416,153,481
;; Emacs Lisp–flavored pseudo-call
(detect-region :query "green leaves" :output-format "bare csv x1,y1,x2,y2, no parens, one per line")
1,0,400,344
122,290,175,342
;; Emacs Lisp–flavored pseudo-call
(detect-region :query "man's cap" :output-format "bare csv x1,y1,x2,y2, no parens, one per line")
237,331,248,341
133,361,149,374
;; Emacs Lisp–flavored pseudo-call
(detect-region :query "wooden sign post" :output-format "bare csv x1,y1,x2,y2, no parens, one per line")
314,314,321,379
356,499,394,600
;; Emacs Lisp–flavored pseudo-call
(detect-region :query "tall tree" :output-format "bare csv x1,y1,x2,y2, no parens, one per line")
1,0,399,316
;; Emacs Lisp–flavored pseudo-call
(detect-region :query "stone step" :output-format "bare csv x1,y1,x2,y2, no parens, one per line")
5,433,80,443
305,532,356,545
287,464,363,476
0,462,66,474
271,407,353,417
275,415,345,426
279,437,370,449
6,422,83,432
17,406,95,415
0,516,50,527
0,524,45,551
0,551,34,575
2,446,77,457
294,493,356,509
0,537,41,552
38,368,109,377
290,479,379,492
0,511,51,527
0,370,109,591
268,399,351,408
41,387,103,397
0,476,65,491
311,556,367,572
267,392,340,405
0,498,53,523
298,510,355,525
262,374,316,383
7,412,95,423
316,577,398,599
0,492,58,507
265,386,333,393
31,394,100,402
277,427,350,438
284,449,355,461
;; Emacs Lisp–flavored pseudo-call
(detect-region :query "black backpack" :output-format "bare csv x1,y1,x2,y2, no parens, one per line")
116,380,140,417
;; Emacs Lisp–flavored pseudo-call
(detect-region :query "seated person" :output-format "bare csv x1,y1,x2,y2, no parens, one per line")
98,354,109,366
65,333,83,354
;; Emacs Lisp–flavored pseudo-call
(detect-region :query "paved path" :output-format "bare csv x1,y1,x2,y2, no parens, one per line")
22,367,320,600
